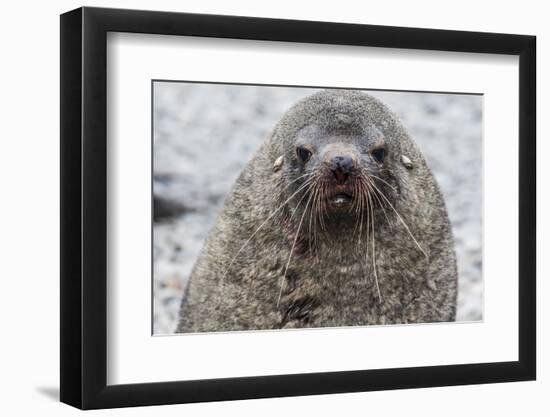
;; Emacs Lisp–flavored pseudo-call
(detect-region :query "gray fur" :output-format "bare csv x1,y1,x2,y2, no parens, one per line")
176,90,457,333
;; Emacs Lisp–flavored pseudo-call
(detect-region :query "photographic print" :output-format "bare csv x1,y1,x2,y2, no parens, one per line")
153,82,482,334
61,8,535,408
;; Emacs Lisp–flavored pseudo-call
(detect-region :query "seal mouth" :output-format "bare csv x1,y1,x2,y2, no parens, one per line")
326,181,354,208
326,183,355,207
329,192,353,206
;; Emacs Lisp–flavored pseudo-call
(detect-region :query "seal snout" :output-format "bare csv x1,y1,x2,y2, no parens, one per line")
328,156,355,205
322,143,357,184
319,144,359,208
329,154,355,184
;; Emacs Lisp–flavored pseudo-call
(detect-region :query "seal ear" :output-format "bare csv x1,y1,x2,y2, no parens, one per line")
400,154,414,170
273,155,284,172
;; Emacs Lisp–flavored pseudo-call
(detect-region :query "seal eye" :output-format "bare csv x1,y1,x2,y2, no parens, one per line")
371,148,386,164
296,146,312,163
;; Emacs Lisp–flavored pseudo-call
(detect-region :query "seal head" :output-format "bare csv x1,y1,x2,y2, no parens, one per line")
272,90,409,245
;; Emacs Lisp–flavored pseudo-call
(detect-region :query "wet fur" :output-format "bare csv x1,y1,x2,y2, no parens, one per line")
177,90,457,332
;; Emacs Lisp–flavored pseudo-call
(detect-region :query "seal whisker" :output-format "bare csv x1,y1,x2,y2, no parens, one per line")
277,188,315,307
367,178,428,259
370,189,392,228
369,174,397,193
352,182,361,246
317,178,328,233
275,172,315,201
357,181,366,247
308,183,321,255
351,191,361,237
222,179,314,281
314,177,325,245
352,177,366,245
363,179,371,279
366,186,383,303
362,174,393,231
313,174,322,247
307,190,314,254
289,177,316,218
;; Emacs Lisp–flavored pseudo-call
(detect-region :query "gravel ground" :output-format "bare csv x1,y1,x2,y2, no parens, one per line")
153,82,482,334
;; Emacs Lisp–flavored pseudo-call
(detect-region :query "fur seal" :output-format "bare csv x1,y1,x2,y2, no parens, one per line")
176,89,457,333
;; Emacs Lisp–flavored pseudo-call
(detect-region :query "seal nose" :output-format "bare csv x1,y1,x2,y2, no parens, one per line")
330,155,354,183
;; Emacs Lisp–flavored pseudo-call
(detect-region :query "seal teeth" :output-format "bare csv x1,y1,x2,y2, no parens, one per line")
331,193,352,205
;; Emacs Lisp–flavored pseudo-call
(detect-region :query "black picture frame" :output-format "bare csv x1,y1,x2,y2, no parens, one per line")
60,6,536,410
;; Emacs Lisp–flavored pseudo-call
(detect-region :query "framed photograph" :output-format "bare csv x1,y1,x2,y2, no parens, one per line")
60,6,536,409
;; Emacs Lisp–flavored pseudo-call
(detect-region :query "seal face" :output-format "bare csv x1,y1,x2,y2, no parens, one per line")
286,121,396,228
177,89,458,333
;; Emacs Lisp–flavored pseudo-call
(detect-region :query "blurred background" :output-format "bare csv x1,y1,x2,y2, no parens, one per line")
153,82,482,334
